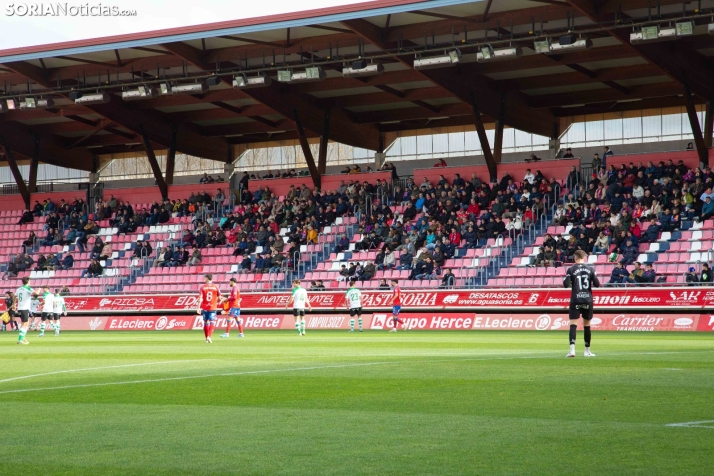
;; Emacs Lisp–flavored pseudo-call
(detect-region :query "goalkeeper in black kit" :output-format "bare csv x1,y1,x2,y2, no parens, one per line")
563,250,600,358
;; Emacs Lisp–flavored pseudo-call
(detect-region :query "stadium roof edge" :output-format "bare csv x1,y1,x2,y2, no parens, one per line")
0,0,480,62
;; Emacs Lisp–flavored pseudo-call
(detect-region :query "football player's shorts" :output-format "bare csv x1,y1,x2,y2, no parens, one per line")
53,313,62,320
18,310,30,323
349,307,362,317
392,305,401,316
293,309,305,317
202,310,217,321
41,312,52,321
228,308,241,317
568,305,593,321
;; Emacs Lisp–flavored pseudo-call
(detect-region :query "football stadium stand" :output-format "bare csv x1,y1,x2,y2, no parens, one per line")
0,150,712,295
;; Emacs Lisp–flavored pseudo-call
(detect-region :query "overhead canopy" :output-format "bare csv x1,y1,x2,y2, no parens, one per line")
1,0,713,171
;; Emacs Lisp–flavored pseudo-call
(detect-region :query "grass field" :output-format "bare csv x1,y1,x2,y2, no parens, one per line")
0,330,712,475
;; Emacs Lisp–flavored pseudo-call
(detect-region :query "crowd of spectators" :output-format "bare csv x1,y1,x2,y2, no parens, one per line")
6,150,714,288
143,178,400,276
606,261,657,285
526,149,714,284
199,173,225,184
536,160,714,265
318,164,558,285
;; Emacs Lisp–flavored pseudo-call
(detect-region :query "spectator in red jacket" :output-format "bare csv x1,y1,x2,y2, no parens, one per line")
449,227,461,246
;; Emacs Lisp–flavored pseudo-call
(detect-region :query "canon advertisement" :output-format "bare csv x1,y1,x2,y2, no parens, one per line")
34,312,711,332
3,288,714,314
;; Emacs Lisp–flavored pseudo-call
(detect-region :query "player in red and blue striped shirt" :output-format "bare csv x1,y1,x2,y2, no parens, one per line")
388,279,406,332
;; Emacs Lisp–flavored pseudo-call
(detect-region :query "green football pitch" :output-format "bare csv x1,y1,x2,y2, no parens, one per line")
0,330,712,475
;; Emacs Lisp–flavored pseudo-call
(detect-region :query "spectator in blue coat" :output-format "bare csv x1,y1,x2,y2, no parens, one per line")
60,253,74,270
700,196,714,222
640,218,660,243
608,262,629,285
619,239,638,265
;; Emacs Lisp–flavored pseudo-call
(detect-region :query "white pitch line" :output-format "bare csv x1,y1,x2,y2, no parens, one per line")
0,349,711,396
0,361,392,395
0,360,214,384
666,420,714,428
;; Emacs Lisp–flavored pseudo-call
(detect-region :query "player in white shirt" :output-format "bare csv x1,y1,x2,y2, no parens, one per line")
285,279,312,336
38,286,54,337
345,280,363,332
52,289,67,336
29,294,41,331
15,277,38,345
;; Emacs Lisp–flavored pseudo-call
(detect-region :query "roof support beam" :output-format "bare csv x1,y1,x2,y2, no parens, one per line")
86,97,229,162
28,136,40,194
470,93,497,182
419,66,554,137
532,82,683,109
482,0,493,21
0,136,31,209
225,130,320,145
166,124,178,186
318,110,330,175
0,120,93,171
705,101,713,150
244,85,379,150
493,93,506,166
341,19,388,49
706,75,714,149
684,83,708,168
139,124,169,200
68,119,113,148
294,109,321,189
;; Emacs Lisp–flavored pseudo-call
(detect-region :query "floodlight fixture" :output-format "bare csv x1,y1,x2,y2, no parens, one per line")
548,35,592,53
206,76,221,87
74,92,110,105
68,91,83,100
277,70,292,83
289,66,326,83
476,45,523,62
342,60,384,78
413,49,461,70
533,38,551,54
630,22,692,44
19,97,54,109
122,85,159,101
171,82,208,94
233,73,272,89
6,98,17,110
676,21,694,36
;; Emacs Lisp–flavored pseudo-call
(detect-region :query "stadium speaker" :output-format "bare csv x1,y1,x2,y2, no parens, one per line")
206,76,221,87
558,35,576,45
